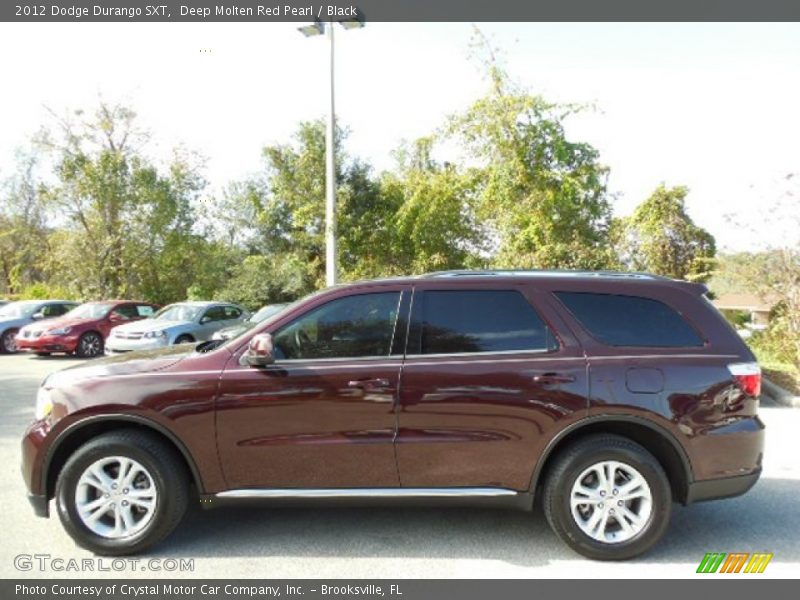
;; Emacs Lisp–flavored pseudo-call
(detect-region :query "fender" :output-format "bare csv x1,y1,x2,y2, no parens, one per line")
528,413,695,493
41,413,206,496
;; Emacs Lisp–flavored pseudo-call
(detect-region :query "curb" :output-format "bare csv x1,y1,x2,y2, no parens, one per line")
761,377,800,408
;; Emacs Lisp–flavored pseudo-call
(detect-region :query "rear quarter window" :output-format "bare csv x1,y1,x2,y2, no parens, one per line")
555,291,703,348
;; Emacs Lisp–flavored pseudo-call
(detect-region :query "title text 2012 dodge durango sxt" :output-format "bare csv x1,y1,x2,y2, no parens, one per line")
21,270,764,560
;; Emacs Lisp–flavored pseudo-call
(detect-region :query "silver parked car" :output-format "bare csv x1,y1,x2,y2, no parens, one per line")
105,301,249,354
0,300,79,354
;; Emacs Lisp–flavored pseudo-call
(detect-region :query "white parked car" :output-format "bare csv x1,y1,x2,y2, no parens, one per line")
106,301,249,354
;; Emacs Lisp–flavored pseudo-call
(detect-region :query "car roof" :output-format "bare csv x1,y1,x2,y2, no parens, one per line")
167,301,238,307
332,269,706,294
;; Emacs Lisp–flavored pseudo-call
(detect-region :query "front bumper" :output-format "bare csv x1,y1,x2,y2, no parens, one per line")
28,493,49,517
16,334,79,353
21,418,51,517
106,336,168,354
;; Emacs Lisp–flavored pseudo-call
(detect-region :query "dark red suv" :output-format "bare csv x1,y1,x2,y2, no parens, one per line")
21,271,764,559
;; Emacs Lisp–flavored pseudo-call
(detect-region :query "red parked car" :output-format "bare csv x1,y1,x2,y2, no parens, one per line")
16,301,159,358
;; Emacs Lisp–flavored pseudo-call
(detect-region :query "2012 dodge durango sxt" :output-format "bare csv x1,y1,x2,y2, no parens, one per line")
21,270,764,560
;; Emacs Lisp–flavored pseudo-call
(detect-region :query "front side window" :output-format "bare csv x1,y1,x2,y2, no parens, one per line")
413,290,557,355
223,306,242,320
112,305,139,320
136,305,155,317
555,292,703,348
273,292,401,360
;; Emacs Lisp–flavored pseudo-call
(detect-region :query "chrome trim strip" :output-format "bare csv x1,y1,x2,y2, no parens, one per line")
216,487,518,499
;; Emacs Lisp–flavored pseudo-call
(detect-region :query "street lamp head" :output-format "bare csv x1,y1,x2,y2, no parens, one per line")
338,11,366,30
298,20,325,37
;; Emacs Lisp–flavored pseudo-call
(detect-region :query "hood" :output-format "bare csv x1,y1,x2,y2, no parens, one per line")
112,319,190,333
30,316,98,332
45,343,193,387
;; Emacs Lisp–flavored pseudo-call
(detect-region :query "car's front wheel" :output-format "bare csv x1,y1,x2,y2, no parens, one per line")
542,434,672,560
55,430,189,555
76,332,103,358
1,328,19,353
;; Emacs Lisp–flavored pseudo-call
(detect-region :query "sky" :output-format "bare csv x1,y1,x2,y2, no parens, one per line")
0,22,798,251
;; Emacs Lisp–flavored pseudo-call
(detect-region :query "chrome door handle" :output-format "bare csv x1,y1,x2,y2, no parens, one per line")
532,373,575,385
347,378,391,389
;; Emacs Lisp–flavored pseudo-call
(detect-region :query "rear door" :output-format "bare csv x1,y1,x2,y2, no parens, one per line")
396,282,589,491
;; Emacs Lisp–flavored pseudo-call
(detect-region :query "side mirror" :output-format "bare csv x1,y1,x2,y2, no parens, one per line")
200,316,211,324
109,313,123,322
241,333,276,367
31,312,45,321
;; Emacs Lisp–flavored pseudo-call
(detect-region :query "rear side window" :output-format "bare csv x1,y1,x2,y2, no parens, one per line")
414,290,557,355
555,292,703,348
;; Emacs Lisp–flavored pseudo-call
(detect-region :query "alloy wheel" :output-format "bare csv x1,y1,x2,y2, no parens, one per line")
74,456,158,539
569,460,653,544
79,334,102,357
2,330,17,353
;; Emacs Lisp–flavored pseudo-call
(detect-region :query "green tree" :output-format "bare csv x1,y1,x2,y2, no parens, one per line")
614,184,716,282
376,137,484,274
0,152,50,295
39,103,222,303
445,47,615,270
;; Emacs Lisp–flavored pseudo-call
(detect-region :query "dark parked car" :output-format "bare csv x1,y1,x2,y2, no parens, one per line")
16,301,159,358
0,300,79,354
211,303,290,341
21,271,764,559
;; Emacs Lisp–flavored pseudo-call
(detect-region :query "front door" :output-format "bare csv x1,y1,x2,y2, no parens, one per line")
216,289,409,489
396,285,589,491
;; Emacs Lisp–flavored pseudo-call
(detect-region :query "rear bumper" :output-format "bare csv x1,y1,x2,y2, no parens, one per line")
686,469,761,503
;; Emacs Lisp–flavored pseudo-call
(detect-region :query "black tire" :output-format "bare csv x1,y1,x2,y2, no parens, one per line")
1,328,19,354
55,429,189,556
174,334,194,344
542,434,672,561
76,331,103,358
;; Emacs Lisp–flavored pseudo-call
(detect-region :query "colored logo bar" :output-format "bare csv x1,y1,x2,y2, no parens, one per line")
697,552,773,573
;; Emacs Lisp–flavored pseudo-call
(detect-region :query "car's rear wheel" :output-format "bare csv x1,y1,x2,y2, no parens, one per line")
1,328,19,354
542,434,672,561
55,430,189,555
76,332,103,358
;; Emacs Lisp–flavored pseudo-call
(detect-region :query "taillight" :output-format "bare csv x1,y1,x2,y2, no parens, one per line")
728,362,761,397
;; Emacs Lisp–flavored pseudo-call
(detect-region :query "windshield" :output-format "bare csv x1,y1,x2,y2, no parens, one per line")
154,304,201,322
65,303,114,319
0,301,40,319
250,303,289,323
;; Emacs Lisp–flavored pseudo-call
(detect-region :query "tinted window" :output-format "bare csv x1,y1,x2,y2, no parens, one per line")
555,292,703,347
112,305,139,320
415,290,557,355
273,292,401,360
223,306,242,320
136,305,155,317
203,306,230,322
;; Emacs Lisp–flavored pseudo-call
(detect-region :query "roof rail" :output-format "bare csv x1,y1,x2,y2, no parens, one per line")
425,269,672,281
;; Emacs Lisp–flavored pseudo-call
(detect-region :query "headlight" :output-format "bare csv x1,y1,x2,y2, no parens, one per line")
47,326,72,335
35,387,52,420
143,330,168,339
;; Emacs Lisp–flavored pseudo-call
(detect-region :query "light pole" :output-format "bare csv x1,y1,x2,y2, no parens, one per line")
298,15,365,287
